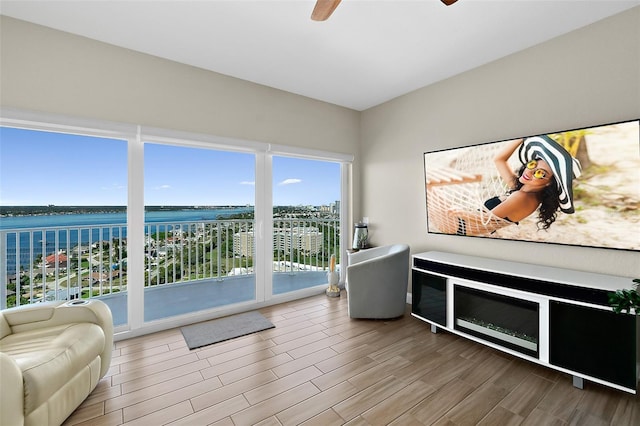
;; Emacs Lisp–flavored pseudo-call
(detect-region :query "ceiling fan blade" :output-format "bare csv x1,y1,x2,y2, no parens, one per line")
311,0,342,21
441,0,459,5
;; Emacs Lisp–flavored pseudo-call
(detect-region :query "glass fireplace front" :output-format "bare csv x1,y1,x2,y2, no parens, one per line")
454,285,539,358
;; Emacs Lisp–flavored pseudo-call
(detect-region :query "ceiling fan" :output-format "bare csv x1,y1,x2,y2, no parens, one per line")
311,0,459,22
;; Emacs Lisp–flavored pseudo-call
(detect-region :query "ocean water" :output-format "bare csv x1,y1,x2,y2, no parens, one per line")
0,207,253,273
0,208,253,230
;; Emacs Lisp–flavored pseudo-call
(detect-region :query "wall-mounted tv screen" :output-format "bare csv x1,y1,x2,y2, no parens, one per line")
424,119,639,251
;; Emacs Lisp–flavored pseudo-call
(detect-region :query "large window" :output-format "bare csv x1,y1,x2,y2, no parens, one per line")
0,112,352,337
0,127,129,325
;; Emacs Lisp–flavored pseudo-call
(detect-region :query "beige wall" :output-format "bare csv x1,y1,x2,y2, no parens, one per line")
360,7,640,280
0,15,360,169
0,15,362,253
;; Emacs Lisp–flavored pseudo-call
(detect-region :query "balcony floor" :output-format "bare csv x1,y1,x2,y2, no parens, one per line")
98,271,330,326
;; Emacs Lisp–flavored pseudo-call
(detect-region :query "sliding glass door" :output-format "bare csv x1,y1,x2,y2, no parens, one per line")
271,156,342,296
142,142,256,322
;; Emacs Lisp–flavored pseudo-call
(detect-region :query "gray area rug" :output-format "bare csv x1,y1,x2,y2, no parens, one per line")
180,311,275,350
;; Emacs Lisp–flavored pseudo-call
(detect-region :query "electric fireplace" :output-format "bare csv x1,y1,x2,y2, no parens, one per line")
454,285,539,358
412,251,639,394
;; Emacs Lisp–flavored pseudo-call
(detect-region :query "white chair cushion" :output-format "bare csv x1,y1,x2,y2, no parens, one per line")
0,322,105,414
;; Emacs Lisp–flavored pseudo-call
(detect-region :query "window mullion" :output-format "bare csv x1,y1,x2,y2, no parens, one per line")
127,128,145,330
255,152,272,302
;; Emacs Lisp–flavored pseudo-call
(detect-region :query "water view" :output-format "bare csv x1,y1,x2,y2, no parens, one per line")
1,126,344,321
1,205,340,311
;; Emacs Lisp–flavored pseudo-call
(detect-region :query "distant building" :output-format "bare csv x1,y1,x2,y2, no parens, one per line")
233,230,255,257
288,227,323,254
332,200,340,215
44,252,68,269
234,227,323,256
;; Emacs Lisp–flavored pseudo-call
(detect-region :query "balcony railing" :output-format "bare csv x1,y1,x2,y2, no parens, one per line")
1,217,340,309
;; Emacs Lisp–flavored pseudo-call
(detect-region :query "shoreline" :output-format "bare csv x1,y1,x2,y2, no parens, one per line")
0,205,254,218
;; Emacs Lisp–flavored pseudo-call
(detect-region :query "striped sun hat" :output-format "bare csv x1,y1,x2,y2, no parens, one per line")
518,135,582,214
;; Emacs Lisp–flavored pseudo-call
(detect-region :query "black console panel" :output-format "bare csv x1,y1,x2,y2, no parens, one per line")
412,270,446,326
550,301,637,390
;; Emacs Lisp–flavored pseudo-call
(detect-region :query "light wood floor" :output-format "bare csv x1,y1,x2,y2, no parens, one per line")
64,291,639,426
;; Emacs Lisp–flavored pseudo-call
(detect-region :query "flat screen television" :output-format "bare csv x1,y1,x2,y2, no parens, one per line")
423,119,639,251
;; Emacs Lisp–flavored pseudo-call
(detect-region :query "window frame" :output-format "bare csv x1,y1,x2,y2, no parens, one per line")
1,108,353,339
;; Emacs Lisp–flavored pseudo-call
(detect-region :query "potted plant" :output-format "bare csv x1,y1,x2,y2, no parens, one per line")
608,278,640,315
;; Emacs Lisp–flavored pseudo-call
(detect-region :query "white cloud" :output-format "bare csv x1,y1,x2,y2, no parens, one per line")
278,178,302,186
154,184,171,190
239,181,255,185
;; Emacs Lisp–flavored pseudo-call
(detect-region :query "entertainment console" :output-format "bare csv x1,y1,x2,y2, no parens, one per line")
412,251,639,393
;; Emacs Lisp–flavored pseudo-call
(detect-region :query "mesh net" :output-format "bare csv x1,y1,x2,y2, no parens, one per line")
426,144,517,236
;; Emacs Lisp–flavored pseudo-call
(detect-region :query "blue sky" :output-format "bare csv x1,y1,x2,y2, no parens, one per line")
0,127,341,206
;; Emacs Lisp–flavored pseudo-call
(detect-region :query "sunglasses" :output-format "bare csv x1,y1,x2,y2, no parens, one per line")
525,160,550,179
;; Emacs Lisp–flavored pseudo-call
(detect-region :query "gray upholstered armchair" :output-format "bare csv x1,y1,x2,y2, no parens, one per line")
345,244,410,319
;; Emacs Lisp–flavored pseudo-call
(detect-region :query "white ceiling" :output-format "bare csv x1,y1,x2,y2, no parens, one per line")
2,0,639,111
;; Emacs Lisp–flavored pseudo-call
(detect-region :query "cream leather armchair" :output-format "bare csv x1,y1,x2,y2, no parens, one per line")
346,244,410,319
0,299,113,426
